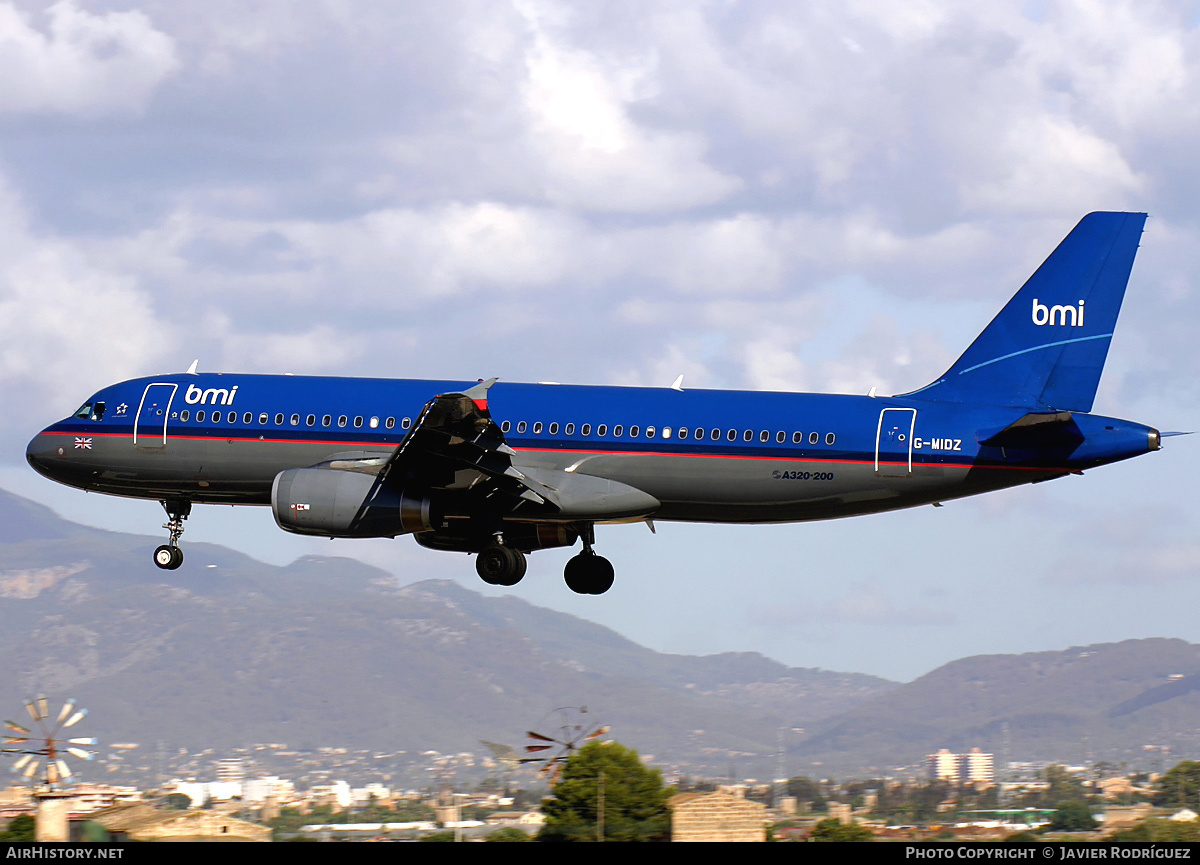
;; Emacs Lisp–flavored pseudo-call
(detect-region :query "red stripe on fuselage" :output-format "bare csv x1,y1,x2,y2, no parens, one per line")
35,428,1063,472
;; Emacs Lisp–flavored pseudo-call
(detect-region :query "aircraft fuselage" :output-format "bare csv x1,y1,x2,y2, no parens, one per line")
27,373,1159,524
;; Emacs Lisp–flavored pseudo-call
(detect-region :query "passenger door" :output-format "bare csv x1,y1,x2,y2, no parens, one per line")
133,383,177,448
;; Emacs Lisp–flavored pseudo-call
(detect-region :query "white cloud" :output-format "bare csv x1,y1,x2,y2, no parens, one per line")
0,1,178,115
516,0,741,212
0,203,171,417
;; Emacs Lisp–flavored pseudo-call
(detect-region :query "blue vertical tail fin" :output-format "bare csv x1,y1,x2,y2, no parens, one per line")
905,211,1147,412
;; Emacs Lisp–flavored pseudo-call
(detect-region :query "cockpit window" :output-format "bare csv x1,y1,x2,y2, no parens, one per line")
73,401,105,421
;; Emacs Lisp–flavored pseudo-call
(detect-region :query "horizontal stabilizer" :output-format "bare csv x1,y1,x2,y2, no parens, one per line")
979,411,1083,448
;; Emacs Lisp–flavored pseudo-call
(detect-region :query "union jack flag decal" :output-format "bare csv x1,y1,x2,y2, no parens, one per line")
74,438,92,450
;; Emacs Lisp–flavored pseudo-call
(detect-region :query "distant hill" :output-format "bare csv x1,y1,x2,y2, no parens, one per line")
0,488,892,779
791,638,1200,774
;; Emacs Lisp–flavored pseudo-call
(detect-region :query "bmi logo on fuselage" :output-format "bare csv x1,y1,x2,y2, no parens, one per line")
1032,298,1085,327
184,384,239,406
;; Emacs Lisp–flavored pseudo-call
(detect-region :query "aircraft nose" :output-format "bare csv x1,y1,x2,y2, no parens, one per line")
26,431,63,480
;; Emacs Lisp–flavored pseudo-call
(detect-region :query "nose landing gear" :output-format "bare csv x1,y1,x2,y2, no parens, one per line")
153,500,190,570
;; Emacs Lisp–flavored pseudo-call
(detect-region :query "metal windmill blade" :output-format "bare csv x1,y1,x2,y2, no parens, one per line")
519,706,608,783
2,695,97,791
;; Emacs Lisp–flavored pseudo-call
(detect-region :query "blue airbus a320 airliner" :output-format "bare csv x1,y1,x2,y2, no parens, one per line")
27,213,1170,594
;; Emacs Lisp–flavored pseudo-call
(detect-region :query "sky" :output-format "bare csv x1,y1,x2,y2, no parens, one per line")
0,0,1198,683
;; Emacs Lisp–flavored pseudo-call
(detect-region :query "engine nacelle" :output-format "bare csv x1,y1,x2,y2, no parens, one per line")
272,468,432,538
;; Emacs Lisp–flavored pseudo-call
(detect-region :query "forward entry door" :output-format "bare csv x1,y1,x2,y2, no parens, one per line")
133,383,177,448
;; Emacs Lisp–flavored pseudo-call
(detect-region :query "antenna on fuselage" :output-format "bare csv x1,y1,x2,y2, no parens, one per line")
185,359,199,375
670,375,685,391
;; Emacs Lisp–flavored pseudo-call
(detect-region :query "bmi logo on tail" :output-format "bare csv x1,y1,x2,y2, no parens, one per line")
1032,298,1084,327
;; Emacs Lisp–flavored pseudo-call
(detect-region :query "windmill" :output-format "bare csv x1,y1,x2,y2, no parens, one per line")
520,706,608,783
3,695,97,790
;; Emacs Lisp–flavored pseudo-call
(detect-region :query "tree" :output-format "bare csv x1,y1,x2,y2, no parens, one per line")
808,817,874,842
0,814,35,842
1042,764,1088,808
1047,800,1098,832
1153,760,1200,809
785,776,826,811
538,740,671,842
485,826,532,842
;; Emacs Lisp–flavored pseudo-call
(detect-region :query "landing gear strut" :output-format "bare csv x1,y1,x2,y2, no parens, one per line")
153,500,190,570
476,536,527,586
564,524,614,595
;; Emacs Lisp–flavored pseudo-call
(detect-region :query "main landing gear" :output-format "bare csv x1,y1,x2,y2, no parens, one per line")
476,540,527,586
564,524,613,595
564,550,614,595
472,524,616,594
153,500,190,571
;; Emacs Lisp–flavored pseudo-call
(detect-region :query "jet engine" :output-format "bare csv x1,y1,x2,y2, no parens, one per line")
271,468,433,538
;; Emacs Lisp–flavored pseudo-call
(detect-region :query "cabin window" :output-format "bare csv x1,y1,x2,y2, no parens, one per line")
628,425,638,437
597,424,607,436
517,421,527,433
323,415,333,426
725,429,735,442
549,422,560,434
612,424,622,437
793,431,802,443
826,432,836,445
645,426,655,438
581,423,592,436
776,431,785,443
197,410,206,422
306,414,316,426
275,413,284,425
180,410,190,422
290,414,300,426
243,412,252,424
402,417,411,429
369,416,379,429
533,422,543,434
678,427,688,440
385,417,395,429
760,430,769,442
501,420,511,432
809,432,819,444
711,429,720,440
259,413,268,425
565,423,575,435
353,416,363,428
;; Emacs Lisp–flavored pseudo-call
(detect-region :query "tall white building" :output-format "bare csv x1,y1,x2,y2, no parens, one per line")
926,748,994,784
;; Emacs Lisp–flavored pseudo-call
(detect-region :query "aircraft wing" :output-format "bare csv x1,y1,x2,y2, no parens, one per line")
372,378,554,515
371,379,659,521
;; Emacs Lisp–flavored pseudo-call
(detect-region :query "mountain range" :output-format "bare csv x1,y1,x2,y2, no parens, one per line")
1,487,1196,781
